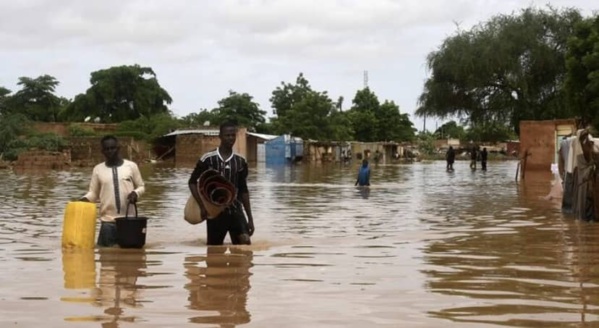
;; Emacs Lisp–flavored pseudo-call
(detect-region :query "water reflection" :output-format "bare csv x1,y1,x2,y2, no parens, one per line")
184,246,253,327
93,248,147,327
62,248,148,327
62,248,96,290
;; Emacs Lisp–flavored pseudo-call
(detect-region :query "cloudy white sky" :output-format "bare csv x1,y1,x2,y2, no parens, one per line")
0,0,596,131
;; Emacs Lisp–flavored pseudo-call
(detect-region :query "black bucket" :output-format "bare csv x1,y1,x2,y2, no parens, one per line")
115,203,148,249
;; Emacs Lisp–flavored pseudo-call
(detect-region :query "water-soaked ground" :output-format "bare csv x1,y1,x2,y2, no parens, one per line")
1,160,598,327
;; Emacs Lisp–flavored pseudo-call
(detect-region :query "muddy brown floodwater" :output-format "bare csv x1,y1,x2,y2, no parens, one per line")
1,160,598,327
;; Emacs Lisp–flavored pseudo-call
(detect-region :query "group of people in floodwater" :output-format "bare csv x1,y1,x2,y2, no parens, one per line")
558,128,599,221
445,146,489,172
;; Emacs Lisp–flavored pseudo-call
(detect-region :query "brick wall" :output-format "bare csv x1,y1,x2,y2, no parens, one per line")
174,128,248,167
33,123,118,137
519,119,575,171
69,136,149,167
14,150,71,170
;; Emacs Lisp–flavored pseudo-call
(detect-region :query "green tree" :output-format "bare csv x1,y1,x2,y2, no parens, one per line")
178,110,216,128
434,120,466,140
0,86,10,114
416,7,582,135
64,65,172,122
465,122,517,143
270,73,351,141
348,88,415,142
0,113,31,160
565,15,599,130
212,90,266,131
6,75,62,122
348,88,379,142
117,111,182,142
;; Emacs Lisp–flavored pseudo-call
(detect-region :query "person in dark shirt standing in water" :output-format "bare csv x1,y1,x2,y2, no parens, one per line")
188,121,255,245
481,147,488,171
446,146,455,172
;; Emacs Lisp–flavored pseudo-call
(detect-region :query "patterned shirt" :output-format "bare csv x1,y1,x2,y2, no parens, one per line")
189,148,249,208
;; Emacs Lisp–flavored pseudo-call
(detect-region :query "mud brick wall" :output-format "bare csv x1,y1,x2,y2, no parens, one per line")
175,135,218,167
69,137,149,166
175,128,248,167
33,123,118,137
15,150,71,170
519,119,575,171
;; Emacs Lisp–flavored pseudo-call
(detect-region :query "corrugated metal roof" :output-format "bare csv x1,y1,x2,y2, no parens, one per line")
246,132,278,140
163,129,219,137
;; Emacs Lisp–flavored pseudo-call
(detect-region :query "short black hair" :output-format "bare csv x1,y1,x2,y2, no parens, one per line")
101,135,118,145
219,120,238,134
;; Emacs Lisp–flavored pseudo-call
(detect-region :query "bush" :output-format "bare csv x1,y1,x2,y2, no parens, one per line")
27,133,69,151
68,124,96,137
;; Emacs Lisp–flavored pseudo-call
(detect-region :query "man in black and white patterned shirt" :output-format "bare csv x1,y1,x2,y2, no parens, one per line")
188,121,255,245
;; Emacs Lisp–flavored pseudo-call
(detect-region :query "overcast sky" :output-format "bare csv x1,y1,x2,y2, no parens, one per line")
0,0,595,131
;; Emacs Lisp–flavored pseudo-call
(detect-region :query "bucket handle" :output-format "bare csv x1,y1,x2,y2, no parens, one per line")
124,202,138,219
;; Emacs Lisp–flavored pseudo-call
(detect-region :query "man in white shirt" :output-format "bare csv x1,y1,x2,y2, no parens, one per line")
80,135,145,247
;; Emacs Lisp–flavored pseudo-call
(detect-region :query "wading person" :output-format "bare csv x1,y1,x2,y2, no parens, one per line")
80,135,145,247
481,147,488,171
188,121,255,245
446,146,455,172
355,159,371,187
469,146,477,170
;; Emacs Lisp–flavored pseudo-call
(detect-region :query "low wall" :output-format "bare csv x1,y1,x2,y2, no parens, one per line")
14,150,71,170
33,122,118,137
69,137,150,166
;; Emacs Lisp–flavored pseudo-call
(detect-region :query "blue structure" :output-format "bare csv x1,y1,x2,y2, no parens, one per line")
265,135,303,165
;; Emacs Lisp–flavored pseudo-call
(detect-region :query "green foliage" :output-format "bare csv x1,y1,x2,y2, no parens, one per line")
565,15,599,130
434,120,466,140
348,88,416,142
416,132,436,155
117,112,182,142
416,7,583,135
211,90,266,131
3,75,63,122
178,110,216,128
270,73,354,141
63,65,172,123
68,124,96,137
465,123,518,142
27,133,69,151
0,113,31,158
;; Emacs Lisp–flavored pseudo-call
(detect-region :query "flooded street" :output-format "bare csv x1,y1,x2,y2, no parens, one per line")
2,160,599,327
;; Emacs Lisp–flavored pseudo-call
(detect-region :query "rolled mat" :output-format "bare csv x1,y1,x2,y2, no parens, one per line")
184,169,237,224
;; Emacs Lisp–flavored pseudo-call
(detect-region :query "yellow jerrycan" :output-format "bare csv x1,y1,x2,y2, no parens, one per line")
62,201,97,249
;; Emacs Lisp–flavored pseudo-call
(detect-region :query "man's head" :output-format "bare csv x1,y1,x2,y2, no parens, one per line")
219,120,238,149
101,135,120,162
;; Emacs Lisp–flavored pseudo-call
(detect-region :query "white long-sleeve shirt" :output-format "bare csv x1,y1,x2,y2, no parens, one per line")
83,160,145,222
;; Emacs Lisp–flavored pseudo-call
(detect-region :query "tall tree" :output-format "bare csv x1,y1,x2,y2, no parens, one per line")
179,110,216,128
348,88,415,142
64,65,172,122
416,7,583,134
212,90,266,131
348,88,379,142
270,73,351,141
565,15,599,129
434,120,466,140
6,75,61,122
0,86,10,114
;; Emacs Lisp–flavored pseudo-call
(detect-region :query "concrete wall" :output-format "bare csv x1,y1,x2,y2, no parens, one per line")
519,119,576,171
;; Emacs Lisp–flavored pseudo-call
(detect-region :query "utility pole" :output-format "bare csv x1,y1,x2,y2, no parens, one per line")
363,70,369,89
